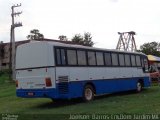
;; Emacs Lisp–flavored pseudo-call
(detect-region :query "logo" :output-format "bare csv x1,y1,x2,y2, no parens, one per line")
2,114,18,120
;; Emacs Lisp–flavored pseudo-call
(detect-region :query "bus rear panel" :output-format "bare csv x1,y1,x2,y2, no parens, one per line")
16,42,57,98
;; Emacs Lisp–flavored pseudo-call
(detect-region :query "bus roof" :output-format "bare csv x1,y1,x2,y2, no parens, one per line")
24,41,146,56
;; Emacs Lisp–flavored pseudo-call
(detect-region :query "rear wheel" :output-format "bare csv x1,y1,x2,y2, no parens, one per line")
83,85,94,102
136,82,142,92
52,99,64,103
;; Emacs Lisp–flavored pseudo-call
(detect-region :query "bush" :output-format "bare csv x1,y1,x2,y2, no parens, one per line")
0,69,12,84
0,69,11,76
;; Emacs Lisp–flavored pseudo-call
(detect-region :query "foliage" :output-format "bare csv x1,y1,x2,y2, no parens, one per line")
58,35,68,41
0,71,10,84
83,32,94,47
71,32,94,47
71,34,84,45
0,69,11,77
27,29,44,40
139,41,160,56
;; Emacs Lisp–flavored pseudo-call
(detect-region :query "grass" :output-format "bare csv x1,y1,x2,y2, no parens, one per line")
0,74,160,120
0,73,11,84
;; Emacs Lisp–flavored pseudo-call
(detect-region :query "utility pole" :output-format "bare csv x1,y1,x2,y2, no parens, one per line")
10,3,22,80
116,31,137,52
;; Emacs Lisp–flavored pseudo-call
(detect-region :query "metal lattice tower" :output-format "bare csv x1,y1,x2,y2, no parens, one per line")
116,31,137,52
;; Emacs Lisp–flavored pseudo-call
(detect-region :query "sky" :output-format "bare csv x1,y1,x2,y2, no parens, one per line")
0,0,160,49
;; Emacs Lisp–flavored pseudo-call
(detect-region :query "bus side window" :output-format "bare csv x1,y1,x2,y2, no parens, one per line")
104,52,112,66
77,50,87,65
88,51,96,66
56,49,61,65
111,53,118,66
61,49,66,65
136,55,141,67
67,50,77,65
56,48,66,65
141,58,144,67
119,54,125,66
96,52,104,66
125,54,131,67
131,55,136,66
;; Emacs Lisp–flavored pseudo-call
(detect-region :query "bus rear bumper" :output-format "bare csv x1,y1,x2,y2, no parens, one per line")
16,88,63,99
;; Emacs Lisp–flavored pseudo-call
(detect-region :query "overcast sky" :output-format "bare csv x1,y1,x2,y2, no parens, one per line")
0,0,160,49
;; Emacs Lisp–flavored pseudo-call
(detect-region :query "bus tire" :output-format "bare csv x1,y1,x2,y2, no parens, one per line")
51,99,59,103
136,82,142,92
83,85,94,102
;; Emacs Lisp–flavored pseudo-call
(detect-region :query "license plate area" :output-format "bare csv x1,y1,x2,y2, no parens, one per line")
27,92,34,96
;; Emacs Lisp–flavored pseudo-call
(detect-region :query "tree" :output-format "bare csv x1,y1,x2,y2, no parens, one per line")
139,41,160,56
71,34,84,45
83,32,94,47
71,32,94,47
58,35,68,41
27,29,44,40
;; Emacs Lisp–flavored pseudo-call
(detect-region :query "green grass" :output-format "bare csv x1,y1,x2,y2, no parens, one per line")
0,74,11,84
1,75,160,120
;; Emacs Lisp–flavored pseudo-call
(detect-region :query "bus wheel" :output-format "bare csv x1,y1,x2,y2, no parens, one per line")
136,82,142,92
83,85,94,102
51,99,59,103
52,99,65,103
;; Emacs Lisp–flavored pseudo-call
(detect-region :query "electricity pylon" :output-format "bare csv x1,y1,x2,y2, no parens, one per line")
116,31,137,52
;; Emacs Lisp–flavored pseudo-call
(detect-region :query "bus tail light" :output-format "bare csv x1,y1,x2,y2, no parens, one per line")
16,80,18,87
45,77,52,87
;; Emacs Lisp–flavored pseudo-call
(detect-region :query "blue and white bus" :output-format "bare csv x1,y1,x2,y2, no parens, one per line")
16,41,150,101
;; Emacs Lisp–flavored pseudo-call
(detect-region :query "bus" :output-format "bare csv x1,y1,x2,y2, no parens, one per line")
16,41,150,101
